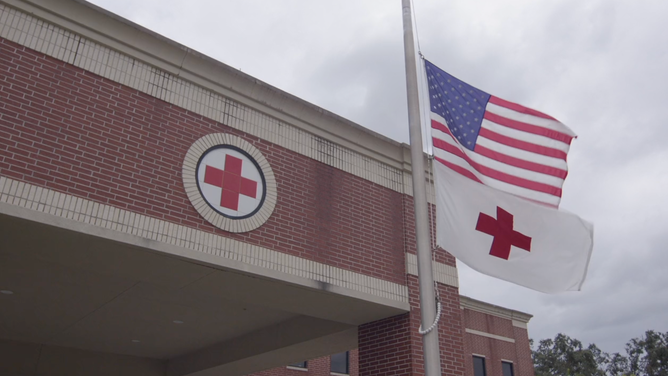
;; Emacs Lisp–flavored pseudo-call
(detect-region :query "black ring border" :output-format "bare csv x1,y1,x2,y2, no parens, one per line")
195,144,267,220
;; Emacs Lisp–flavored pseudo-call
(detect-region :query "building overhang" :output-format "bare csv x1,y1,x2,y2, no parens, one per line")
0,197,408,375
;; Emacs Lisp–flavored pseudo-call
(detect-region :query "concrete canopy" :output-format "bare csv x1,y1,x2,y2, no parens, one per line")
0,204,408,376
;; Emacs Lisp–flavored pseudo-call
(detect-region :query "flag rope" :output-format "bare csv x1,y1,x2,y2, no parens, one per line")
418,299,442,335
419,156,442,336
428,155,437,251
411,0,423,54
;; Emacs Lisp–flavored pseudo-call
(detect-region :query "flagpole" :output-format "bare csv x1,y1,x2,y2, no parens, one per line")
401,1,443,376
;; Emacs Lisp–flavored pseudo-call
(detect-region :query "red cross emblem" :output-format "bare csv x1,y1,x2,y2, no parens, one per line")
203,155,258,211
475,206,531,260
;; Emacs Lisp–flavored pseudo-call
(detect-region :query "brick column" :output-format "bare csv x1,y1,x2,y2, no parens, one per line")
358,276,466,376
358,313,413,376
513,327,535,376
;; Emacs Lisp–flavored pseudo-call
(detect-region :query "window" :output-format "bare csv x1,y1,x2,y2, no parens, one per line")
473,356,486,376
502,361,514,376
330,351,349,374
288,361,307,369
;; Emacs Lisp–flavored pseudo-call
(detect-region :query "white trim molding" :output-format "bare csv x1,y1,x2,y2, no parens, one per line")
406,253,459,288
286,366,308,372
465,329,516,344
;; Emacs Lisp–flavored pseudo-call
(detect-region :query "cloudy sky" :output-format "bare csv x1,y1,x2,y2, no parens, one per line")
88,0,668,354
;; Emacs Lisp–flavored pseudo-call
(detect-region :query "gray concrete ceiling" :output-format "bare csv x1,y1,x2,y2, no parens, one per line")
0,213,297,359
0,207,406,374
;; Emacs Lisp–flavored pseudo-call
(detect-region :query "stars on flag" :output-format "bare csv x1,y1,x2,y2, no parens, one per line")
425,63,490,151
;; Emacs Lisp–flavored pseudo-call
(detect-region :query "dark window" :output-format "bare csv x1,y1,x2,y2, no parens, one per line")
502,361,514,376
331,351,349,374
473,356,486,376
288,361,307,369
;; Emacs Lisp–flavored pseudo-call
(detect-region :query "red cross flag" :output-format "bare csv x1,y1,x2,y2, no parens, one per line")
426,60,594,293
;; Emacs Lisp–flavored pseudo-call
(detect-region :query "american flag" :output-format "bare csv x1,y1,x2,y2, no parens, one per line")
425,59,577,208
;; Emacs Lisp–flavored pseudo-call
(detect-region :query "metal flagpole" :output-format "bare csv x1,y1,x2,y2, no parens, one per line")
401,1,443,376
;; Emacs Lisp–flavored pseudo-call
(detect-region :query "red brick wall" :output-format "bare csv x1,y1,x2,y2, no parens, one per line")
0,33,534,376
359,313,413,376
0,37,405,284
402,196,457,268
462,309,535,376
463,310,516,339
406,276,467,376
247,350,359,376
248,278,468,376
251,298,538,376
513,327,535,376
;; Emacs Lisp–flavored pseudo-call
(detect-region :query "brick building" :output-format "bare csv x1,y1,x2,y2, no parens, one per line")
0,0,535,375
246,297,533,376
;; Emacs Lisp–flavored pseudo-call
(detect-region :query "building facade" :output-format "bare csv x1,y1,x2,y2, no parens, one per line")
0,0,535,375
246,297,533,376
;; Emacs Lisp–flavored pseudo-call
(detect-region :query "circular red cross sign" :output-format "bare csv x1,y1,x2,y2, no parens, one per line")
196,146,266,219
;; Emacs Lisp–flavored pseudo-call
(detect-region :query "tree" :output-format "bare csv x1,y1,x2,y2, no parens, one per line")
532,333,607,376
625,331,668,376
606,352,630,376
532,331,668,376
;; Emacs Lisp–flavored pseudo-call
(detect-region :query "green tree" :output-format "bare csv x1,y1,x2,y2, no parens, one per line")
606,352,630,376
532,331,668,376
532,333,607,376
625,331,668,376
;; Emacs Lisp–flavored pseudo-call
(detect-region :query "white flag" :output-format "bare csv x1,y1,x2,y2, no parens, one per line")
435,162,594,293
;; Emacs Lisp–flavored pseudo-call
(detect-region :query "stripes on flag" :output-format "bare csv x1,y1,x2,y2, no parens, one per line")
425,60,576,208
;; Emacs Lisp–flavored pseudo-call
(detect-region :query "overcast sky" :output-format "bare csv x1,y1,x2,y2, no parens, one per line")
88,0,668,355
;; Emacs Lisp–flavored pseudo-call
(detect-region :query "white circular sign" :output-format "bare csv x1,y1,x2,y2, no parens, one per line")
196,146,266,219
182,133,277,233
